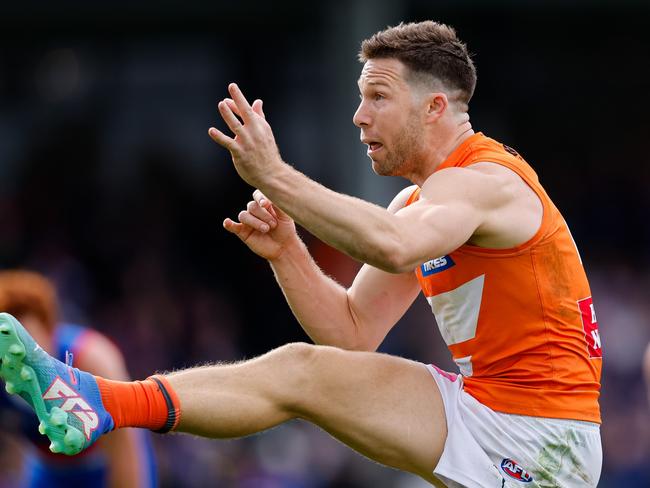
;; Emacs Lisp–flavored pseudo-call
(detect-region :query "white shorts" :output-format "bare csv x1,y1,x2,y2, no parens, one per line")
426,365,602,488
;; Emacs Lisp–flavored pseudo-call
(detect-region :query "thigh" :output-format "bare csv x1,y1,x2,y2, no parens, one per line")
288,345,447,485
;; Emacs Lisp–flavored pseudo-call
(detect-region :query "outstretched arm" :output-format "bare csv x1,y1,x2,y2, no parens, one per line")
224,186,422,351
209,84,517,274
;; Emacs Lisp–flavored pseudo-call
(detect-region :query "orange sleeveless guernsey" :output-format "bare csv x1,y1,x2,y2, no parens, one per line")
407,132,602,423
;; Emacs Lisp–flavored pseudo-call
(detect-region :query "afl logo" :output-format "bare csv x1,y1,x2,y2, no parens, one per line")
500,458,533,482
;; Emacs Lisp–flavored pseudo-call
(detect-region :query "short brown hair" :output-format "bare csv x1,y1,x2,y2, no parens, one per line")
359,21,477,105
0,270,59,332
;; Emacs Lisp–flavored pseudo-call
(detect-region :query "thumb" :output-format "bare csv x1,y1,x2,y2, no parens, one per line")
223,218,247,238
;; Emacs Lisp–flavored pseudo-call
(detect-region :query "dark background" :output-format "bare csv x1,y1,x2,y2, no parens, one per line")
1,1,649,486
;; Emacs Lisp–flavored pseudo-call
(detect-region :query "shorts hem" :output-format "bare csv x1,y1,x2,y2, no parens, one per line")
434,466,501,488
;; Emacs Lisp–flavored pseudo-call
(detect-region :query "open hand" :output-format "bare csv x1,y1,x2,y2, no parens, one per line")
208,83,283,188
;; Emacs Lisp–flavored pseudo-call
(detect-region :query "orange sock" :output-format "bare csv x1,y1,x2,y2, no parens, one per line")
95,375,181,432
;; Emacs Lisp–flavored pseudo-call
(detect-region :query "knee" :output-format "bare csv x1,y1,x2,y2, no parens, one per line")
271,342,327,411
274,342,319,372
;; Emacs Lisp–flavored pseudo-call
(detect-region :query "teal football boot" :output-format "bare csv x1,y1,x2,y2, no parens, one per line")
0,312,114,455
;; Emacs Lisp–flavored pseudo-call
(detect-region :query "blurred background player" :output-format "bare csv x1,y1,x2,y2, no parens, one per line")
644,343,650,407
0,270,157,488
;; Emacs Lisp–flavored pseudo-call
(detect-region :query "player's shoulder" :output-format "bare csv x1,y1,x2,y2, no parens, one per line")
387,184,419,213
423,163,520,208
428,162,510,183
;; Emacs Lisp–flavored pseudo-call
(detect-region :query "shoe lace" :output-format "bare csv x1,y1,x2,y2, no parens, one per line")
65,350,74,368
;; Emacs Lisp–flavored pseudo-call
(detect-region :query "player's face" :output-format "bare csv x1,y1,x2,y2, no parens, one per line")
353,58,427,177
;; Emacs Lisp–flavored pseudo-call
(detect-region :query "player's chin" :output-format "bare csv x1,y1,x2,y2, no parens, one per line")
370,158,395,177
370,160,383,176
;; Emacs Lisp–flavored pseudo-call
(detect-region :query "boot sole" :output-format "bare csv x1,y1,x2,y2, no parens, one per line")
0,313,85,455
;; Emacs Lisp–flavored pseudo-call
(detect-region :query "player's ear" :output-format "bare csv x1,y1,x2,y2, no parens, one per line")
424,92,448,122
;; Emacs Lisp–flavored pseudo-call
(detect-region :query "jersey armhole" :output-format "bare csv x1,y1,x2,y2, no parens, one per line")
461,159,555,256
404,187,421,207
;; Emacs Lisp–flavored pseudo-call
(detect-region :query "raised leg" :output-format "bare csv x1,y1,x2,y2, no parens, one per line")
168,342,447,485
0,312,448,485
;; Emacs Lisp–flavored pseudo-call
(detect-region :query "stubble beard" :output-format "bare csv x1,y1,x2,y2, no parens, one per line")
372,116,425,178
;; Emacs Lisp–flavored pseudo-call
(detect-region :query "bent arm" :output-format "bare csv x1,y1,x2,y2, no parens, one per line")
271,242,421,351
270,186,422,351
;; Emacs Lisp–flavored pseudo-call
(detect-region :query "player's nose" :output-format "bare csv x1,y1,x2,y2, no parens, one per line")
353,101,371,128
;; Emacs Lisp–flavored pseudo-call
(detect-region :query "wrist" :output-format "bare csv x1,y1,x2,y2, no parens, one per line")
247,153,286,190
253,156,295,200
269,234,307,266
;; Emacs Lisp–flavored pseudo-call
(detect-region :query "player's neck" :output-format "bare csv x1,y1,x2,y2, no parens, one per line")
443,122,474,164
409,120,474,186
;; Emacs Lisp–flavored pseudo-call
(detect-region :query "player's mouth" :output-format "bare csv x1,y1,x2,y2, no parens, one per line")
363,140,384,156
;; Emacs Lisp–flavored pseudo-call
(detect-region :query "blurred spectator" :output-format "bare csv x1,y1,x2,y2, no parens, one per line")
0,270,157,487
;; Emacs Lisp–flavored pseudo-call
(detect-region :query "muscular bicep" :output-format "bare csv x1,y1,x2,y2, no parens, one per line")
384,167,512,272
346,263,421,351
393,198,483,268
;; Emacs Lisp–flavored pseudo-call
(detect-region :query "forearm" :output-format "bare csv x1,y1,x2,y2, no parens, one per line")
270,238,367,350
259,163,404,272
